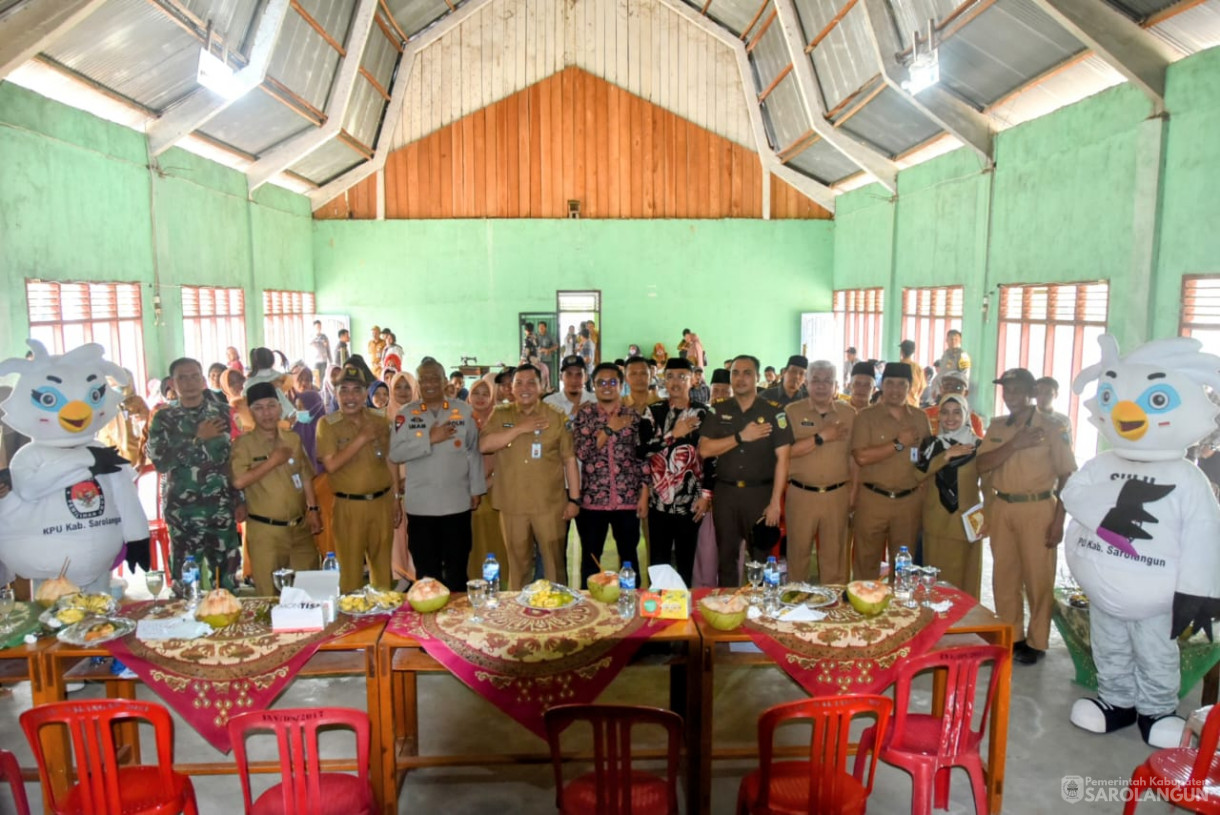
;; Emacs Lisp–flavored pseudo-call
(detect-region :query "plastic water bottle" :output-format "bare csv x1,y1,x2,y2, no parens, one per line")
181,556,200,606
322,551,339,572
894,546,914,607
777,557,789,586
482,554,501,607
617,561,637,619
763,556,781,617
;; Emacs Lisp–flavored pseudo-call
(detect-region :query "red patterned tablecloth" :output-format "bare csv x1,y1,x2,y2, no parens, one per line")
695,586,976,696
386,593,672,738
105,599,382,752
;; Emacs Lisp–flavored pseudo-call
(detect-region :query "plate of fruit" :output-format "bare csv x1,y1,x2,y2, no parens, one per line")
40,593,118,628
56,616,135,645
338,587,406,616
516,579,582,610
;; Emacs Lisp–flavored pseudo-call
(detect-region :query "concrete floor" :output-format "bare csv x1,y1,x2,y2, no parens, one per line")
0,547,1201,815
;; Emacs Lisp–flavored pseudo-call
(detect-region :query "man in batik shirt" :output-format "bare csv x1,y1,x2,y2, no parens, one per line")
147,358,244,589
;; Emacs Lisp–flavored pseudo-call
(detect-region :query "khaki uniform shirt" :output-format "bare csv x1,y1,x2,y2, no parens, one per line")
231,429,312,520
787,400,856,486
390,398,487,516
316,409,393,495
851,403,932,491
978,410,1076,493
701,397,794,484
918,452,983,539
481,402,574,514
906,362,927,407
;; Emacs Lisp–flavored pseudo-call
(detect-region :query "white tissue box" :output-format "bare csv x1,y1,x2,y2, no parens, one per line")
291,571,340,624
271,602,326,632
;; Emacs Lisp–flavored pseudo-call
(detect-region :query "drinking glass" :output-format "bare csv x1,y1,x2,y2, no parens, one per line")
467,579,488,624
894,570,915,609
745,561,764,604
920,567,941,608
272,568,296,593
145,570,165,601
0,585,14,634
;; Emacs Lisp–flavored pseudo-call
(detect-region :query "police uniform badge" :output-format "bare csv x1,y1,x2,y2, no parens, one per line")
777,412,788,430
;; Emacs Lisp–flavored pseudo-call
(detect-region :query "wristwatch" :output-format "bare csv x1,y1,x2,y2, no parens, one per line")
814,433,824,447
734,431,743,444
567,496,581,505
306,505,320,513
893,439,905,453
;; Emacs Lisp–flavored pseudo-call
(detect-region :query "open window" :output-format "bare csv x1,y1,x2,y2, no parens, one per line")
26,280,146,390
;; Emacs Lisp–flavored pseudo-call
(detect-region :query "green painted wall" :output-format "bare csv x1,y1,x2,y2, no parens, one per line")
831,45,1220,416
0,82,314,378
313,219,835,373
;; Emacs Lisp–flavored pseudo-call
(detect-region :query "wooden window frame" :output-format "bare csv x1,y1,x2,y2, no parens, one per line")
25,279,147,389
833,287,885,362
900,285,964,369
1181,275,1220,340
181,286,247,370
262,290,317,368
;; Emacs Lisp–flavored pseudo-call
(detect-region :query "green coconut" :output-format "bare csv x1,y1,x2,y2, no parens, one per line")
407,578,450,613
846,580,892,616
587,571,621,604
195,588,242,628
699,595,749,631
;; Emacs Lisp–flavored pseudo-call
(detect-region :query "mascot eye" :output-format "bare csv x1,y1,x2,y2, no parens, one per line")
1138,385,1180,414
87,384,106,405
1097,384,1116,411
30,387,65,412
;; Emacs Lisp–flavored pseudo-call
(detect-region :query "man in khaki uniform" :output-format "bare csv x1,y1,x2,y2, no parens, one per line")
786,360,857,585
317,364,402,594
850,362,932,579
479,365,580,589
977,367,1076,665
231,382,321,596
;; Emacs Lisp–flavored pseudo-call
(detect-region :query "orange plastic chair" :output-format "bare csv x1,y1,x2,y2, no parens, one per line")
853,645,1007,815
0,748,31,815
228,707,375,815
20,699,197,815
737,694,893,815
1124,704,1220,814
544,703,684,815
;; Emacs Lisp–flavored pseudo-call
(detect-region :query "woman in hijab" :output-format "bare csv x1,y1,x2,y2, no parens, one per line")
367,380,390,412
465,374,509,580
320,365,342,414
385,370,420,585
221,368,253,434
915,393,984,598
385,371,418,424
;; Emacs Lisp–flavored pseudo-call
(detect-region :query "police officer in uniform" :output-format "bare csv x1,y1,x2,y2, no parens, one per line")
317,364,402,594
231,382,322,596
390,357,486,593
977,368,1076,665
761,355,809,406
850,362,932,580
786,360,856,585
699,355,793,587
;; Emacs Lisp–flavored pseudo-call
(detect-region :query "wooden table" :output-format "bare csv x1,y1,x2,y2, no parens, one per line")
692,604,1014,814
375,617,702,815
32,621,386,812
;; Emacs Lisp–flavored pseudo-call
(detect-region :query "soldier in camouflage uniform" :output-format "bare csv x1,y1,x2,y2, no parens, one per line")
146,358,244,589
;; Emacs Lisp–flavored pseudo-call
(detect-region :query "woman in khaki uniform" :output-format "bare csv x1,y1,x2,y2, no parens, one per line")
915,394,984,598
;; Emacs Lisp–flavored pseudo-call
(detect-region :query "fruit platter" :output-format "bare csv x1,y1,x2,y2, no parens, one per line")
516,579,582,610
778,584,839,609
40,593,118,627
338,587,406,616
56,616,135,645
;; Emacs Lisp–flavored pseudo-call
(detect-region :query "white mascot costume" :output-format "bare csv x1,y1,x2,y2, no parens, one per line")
0,340,149,592
1063,335,1220,748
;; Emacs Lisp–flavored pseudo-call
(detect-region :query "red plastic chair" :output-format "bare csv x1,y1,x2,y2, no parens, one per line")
20,699,197,815
544,703,684,815
1124,704,1220,814
853,645,1007,815
738,694,893,815
228,707,375,815
0,748,31,815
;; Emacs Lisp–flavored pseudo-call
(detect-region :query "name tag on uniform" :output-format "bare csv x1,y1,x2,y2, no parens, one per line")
800,419,816,427
291,473,303,490
531,441,542,459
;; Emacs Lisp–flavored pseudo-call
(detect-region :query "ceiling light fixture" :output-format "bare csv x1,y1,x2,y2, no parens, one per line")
902,20,940,96
197,24,251,100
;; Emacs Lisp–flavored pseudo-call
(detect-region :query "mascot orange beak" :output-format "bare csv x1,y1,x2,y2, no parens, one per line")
58,400,93,433
1111,400,1148,441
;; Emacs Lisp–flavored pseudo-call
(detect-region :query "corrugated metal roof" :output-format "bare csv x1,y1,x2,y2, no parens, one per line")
792,0,841,40
180,0,263,52
343,76,386,146
266,8,344,110
838,84,940,155
752,20,791,92
986,53,1123,126
888,0,958,50
388,0,452,38
786,136,863,183
935,0,1085,108
762,73,810,149
810,4,878,111
289,136,365,184
1149,0,1220,54
1102,0,1181,23
361,24,399,90
706,0,766,37
199,86,315,154
42,0,202,113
